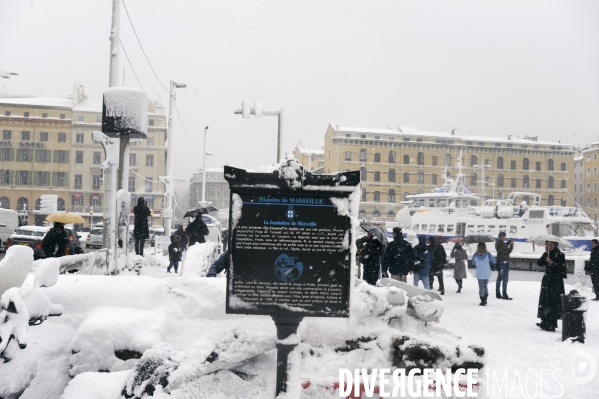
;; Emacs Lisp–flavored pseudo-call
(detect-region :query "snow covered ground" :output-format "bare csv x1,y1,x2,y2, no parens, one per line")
1,246,597,398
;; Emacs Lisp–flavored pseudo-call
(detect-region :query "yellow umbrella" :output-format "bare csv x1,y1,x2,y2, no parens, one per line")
46,212,87,225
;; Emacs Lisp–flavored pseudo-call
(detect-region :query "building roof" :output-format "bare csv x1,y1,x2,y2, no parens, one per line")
0,95,74,109
329,123,574,149
295,144,324,156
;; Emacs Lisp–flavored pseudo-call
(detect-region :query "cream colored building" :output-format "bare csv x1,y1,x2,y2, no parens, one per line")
324,123,575,218
293,144,324,173
189,167,230,210
581,142,599,222
0,84,167,225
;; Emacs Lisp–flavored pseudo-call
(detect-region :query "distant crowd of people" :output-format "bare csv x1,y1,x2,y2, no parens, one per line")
356,228,599,332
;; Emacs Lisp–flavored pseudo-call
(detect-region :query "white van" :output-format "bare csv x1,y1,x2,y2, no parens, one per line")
0,209,19,252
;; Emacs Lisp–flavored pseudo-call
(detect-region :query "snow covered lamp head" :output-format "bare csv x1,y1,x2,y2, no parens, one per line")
102,87,149,139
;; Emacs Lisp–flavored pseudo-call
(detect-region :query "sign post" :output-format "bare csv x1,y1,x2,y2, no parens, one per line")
224,160,360,396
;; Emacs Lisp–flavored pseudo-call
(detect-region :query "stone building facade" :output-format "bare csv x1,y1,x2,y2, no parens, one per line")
189,167,230,210
581,142,599,222
323,123,575,218
293,144,324,173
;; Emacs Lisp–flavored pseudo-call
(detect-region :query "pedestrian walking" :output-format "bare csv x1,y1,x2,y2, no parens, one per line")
186,216,209,247
428,236,447,295
133,198,151,256
174,225,187,253
585,239,599,301
42,222,69,258
167,235,182,273
536,241,567,331
356,232,383,285
495,232,514,300
450,243,468,293
472,242,497,306
412,235,432,289
382,228,413,283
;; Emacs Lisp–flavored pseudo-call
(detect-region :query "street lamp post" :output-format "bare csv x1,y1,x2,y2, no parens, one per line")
163,80,186,238
234,102,284,163
201,126,210,205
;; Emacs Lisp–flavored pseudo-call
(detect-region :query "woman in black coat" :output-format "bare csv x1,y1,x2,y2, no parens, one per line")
536,241,567,332
359,233,383,286
133,198,151,256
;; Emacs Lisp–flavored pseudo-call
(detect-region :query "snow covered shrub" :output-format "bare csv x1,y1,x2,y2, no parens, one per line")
0,246,34,296
23,258,63,325
0,288,29,362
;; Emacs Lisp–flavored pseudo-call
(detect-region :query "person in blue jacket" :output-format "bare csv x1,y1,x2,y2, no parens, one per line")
207,250,228,277
472,242,497,306
412,235,432,289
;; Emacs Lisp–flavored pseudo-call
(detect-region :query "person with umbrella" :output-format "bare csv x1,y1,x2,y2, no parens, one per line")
382,228,413,283
428,236,447,295
356,228,384,286
536,240,567,332
186,215,209,247
472,242,497,306
133,198,151,256
495,232,514,300
42,222,69,258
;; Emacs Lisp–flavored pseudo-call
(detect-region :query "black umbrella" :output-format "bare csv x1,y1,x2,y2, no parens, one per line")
462,234,495,244
183,205,219,218
360,223,388,246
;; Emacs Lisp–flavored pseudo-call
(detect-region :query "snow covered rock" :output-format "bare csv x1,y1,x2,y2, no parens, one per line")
407,294,444,323
0,287,29,362
69,306,167,376
181,242,218,277
350,281,405,325
0,246,34,296
61,370,130,399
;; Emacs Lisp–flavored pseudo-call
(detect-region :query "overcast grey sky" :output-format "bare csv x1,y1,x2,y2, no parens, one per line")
2,0,598,179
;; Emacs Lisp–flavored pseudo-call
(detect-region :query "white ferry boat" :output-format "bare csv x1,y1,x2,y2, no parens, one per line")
394,169,597,254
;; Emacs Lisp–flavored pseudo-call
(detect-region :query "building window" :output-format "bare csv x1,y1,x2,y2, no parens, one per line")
374,153,380,162
470,155,477,167
74,174,82,189
389,168,396,182
77,115,84,122
360,167,367,181
445,154,451,166
1,148,12,161
19,149,32,162
147,137,154,146
2,130,10,140
432,174,437,185
535,162,541,171
561,162,566,171
128,177,136,192
145,177,153,192
95,116,101,123
374,171,380,182
1,171,9,185
19,171,29,185
37,171,48,186
361,188,366,201
146,154,154,167
58,133,66,142
548,159,554,171
91,195,101,207
129,153,137,167
510,160,516,170
60,114,66,119
359,149,367,162
24,112,29,118
38,149,51,162
523,158,529,170
403,172,410,183
595,182,598,192
536,179,542,189
4,111,10,117
73,194,83,206
417,152,424,165
17,197,28,210
389,151,396,163
595,167,598,177
93,152,101,164
562,198,567,207
403,154,410,165
22,131,30,140
55,172,65,187
40,132,48,141
523,175,529,188
561,179,567,189
548,176,554,188
511,177,516,188
471,173,478,186
75,151,83,164
55,150,68,163
374,191,380,202
360,135,366,139
548,195,554,206
388,189,395,203
497,174,504,187
417,170,424,184
432,156,437,166
149,119,155,126
92,175,101,189
76,133,84,143
345,151,351,161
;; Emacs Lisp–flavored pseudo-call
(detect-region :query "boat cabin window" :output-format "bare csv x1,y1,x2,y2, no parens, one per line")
467,225,475,234
428,199,436,207
429,224,436,233
477,225,485,233
412,199,425,208
457,199,468,208
437,199,447,207
488,225,496,234
421,224,428,232
529,210,545,219
438,224,445,233
447,224,454,233
510,225,518,234
413,224,419,231
499,225,507,234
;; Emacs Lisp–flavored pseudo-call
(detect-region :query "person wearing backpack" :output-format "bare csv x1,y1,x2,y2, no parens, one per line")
472,242,497,306
382,228,413,282
428,236,447,295
412,235,432,289
450,242,468,293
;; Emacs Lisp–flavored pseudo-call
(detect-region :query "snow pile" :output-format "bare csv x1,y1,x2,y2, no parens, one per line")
350,281,405,325
407,294,445,322
230,193,243,230
278,158,304,188
181,242,218,277
61,370,130,399
0,246,34,296
33,258,60,288
69,306,167,376
0,287,29,362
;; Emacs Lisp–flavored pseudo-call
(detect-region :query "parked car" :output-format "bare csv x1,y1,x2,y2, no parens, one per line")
5,226,50,260
86,228,104,249
150,227,165,247
63,226,81,255
0,208,19,252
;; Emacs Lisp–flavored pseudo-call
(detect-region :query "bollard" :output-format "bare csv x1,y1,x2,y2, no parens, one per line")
561,290,587,343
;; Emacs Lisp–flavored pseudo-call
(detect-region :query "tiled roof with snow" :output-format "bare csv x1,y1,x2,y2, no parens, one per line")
295,145,324,155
